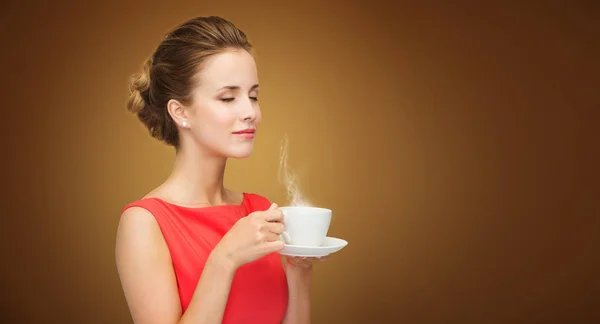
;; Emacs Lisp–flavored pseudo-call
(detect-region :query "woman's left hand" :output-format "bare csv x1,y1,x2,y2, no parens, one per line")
284,255,328,272
281,256,327,323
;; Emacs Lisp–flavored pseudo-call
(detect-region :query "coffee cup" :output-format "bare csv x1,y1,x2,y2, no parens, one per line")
279,206,332,246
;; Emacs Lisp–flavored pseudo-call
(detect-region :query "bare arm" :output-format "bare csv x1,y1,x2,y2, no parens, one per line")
281,266,313,324
115,207,236,324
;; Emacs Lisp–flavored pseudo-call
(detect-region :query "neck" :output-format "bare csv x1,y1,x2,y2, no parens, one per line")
161,143,230,206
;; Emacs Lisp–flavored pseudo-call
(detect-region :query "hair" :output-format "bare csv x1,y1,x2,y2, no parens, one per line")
127,16,253,148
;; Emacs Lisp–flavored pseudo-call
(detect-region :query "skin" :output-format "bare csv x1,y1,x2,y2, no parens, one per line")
115,48,327,324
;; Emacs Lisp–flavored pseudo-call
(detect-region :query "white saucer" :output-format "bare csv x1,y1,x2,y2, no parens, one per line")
279,237,348,257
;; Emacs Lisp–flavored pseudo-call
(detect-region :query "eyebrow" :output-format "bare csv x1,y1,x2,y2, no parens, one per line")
218,84,259,91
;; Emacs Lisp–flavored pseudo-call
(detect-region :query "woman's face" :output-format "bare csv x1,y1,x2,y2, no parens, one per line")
182,48,261,159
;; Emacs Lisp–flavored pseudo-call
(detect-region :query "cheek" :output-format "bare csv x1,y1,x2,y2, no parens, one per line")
194,107,236,135
212,109,237,128
255,107,262,125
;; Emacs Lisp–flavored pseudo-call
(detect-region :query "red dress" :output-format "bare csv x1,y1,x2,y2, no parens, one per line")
122,193,289,323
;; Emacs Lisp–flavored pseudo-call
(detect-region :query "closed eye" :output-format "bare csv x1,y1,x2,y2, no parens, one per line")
221,97,258,103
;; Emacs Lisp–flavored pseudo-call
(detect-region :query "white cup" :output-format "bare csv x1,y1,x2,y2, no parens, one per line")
279,206,332,246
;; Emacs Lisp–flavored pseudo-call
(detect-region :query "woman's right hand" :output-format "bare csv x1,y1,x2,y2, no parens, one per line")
212,203,285,270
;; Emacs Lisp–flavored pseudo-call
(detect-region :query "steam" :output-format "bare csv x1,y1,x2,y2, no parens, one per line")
278,134,311,207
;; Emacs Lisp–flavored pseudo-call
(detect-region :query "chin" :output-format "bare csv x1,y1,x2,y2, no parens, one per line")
228,152,253,159
226,147,254,159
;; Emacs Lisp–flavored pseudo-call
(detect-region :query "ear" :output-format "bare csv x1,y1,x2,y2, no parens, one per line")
167,99,189,128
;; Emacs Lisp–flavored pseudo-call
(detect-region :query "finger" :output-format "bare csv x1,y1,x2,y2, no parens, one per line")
268,203,278,210
285,256,298,265
264,231,281,242
286,256,303,266
290,256,325,266
288,257,313,268
288,256,308,263
263,209,283,222
262,240,285,253
264,222,285,235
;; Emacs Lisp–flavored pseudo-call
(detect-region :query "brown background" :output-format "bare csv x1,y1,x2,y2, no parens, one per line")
1,0,599,323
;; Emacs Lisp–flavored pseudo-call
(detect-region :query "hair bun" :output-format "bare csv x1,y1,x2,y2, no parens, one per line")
127,57,153,114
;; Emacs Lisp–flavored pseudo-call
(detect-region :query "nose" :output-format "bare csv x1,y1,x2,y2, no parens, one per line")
240,98,257,121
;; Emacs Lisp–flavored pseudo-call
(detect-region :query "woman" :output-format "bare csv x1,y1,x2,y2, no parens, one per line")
115,16,326,324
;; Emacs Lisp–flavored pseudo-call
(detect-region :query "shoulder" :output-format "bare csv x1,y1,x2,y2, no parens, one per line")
115,204,181,323
116,205,165,253
243,192,274,211
120,197,169,222
116,199,172,260
115,204,173,292
120,204,158,225
115,206,173,293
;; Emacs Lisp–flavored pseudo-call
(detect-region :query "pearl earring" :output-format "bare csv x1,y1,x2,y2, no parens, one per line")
182,121,188,127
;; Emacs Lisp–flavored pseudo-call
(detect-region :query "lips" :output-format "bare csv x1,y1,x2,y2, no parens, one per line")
232,129,256,134
232,128,256,139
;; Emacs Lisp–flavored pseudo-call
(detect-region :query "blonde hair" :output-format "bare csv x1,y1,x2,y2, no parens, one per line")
127,16,252,147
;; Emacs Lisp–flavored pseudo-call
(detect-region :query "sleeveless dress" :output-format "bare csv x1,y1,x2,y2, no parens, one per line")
122,192,289,323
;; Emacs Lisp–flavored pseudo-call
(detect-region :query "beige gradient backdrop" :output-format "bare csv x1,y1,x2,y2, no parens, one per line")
1,1,599,323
